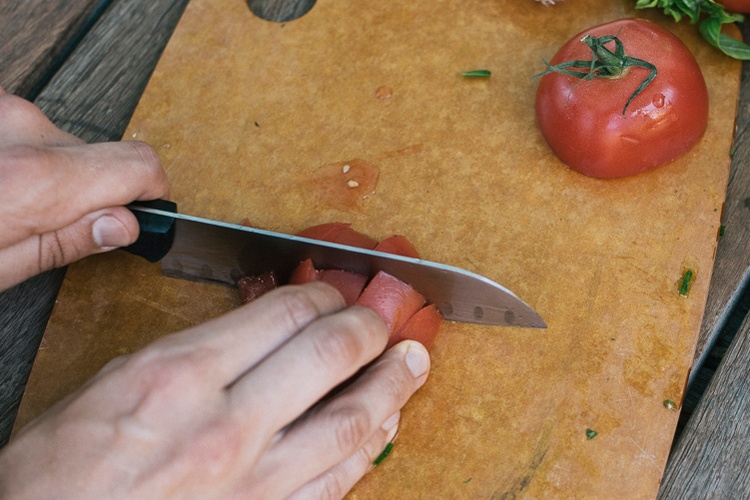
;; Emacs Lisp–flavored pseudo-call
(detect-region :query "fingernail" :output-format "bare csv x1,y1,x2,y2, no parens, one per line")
92,215,132,249
405,343,429,378
381,412,400,433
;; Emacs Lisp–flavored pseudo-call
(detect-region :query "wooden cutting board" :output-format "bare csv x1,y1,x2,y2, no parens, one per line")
15,0,741,497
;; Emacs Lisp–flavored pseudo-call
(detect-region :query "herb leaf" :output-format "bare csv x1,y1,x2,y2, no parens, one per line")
635,0,750,59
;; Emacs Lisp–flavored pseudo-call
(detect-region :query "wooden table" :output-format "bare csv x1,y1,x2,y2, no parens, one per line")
0,1,748,496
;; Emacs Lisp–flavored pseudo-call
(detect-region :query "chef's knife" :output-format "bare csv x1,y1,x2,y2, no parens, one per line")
125,200,546,328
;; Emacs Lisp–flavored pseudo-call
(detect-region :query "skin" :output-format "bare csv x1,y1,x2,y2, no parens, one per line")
0,86,430,498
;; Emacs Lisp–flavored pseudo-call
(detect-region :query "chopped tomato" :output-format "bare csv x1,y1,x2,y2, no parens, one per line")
374,235,420,258
388,304,443,350
716,0,750,13
355,271,426,335
297,222,378,249
319,270,368,306
289,258,319,285
238,271,279,303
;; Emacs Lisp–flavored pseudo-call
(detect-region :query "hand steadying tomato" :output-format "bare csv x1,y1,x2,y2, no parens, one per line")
535,19,709,179
716,0,750,13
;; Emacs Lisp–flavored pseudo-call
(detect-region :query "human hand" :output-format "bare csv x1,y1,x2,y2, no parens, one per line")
0,281,430,498
0,86,169,291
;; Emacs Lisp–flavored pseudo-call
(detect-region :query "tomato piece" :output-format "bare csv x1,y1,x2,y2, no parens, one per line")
297,222,378,249
535,19,708,178
289,258,319,285
356,271,426,334
374,235,420,258
319,269,368,306
238,271,279,303
716,0,750,13
387,304,443,350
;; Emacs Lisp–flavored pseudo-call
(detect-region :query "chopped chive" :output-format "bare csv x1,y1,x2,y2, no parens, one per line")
719,225,726,237
462,69,491,78
586,428,597,440
679,269,694,297
373,442,394,466
664,399,678,410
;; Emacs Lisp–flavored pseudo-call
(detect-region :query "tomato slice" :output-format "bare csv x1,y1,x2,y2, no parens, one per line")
297,222,378,249
319,269,368,306
238,271,279,303
387,304,443,350
356,271,426,335
288,258,319,285
374,235,420,258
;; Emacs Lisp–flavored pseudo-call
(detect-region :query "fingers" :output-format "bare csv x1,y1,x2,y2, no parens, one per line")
245,341,430,498
0,140,169,249
0,206,140,291
0,93,82,148
229,304,390,435
150,281,349,387
286,417,399,500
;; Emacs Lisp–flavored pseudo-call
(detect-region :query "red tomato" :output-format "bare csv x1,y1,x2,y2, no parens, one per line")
356,271,426,335
716,0,750,13
535,19,708,179
374,235,420,258
296,222,378,249
388,304,443,350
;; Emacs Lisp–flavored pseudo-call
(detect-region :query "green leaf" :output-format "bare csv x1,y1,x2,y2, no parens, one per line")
635,0,749,60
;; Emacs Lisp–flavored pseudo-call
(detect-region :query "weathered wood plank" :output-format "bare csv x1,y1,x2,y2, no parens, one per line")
658,306,750,498
690,21,750,375
0,0,104,98
0,0,190,446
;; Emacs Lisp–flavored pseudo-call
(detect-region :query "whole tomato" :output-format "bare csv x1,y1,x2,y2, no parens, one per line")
535,19,708,179
716,0,750,13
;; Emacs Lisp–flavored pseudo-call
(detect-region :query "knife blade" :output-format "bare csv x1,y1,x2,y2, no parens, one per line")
125,200,545,328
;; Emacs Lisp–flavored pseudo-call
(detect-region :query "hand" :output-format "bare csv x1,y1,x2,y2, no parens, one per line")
0,86,169,291
0,282,430,498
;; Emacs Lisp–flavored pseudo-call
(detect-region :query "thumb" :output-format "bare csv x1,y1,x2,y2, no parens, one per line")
0,207,139,292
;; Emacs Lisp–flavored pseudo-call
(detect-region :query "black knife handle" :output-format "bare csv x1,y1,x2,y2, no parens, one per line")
123,199,177,263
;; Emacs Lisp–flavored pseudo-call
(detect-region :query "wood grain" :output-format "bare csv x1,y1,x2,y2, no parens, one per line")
13,1,741,497
658,309,750,498
0,0,190,446
0,0,103,98
690,20,750,376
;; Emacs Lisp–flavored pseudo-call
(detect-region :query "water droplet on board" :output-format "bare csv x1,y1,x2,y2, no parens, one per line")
375,85,393,99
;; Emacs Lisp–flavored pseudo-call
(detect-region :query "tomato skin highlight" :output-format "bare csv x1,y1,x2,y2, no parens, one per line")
716,0,750,13
535,19,709,179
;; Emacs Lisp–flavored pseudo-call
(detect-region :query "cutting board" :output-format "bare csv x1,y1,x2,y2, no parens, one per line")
15,0,741,497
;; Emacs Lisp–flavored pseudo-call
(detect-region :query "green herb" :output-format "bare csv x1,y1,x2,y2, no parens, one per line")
462,69,492,78
586,428,598,440
719,225,726,237
373,442,394,466
664,399,678,410
463,477,473,484
533,32,657,115
635,0,750,60
679,269,694,297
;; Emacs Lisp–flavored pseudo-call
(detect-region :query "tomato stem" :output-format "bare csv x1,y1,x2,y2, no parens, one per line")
534,32,658,115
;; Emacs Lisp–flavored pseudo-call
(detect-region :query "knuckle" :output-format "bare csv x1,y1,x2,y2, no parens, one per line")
309,319,368,371
316,469,352,500
125,346,213,400
330,404,372,456
273,285,330,332
37,231,69,271
127,140,162,173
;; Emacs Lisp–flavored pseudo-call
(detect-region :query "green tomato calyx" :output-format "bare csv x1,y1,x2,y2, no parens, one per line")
534,32,658,115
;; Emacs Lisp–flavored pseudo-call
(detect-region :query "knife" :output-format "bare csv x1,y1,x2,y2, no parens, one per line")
124,200,546,328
